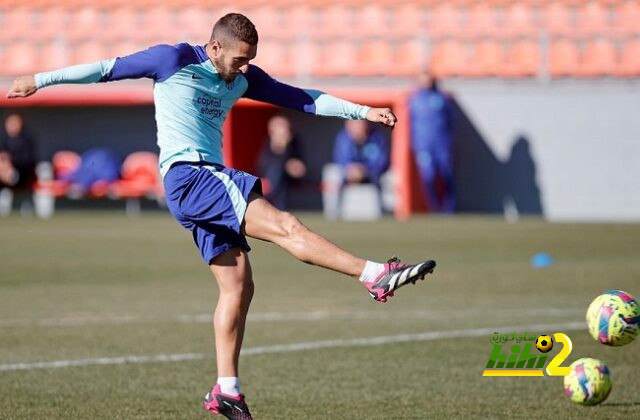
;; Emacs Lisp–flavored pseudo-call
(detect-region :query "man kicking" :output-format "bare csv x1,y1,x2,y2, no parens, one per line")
7,13,436,420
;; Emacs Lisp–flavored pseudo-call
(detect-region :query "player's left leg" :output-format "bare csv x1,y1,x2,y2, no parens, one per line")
203,247,254,419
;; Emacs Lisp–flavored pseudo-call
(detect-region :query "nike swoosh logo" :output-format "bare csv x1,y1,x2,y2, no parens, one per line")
192,73,202,80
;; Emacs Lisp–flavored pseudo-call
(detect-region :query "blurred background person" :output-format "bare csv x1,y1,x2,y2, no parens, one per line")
333,119,389,189
258,114,306,210
409,69,455,213
0,113,38,216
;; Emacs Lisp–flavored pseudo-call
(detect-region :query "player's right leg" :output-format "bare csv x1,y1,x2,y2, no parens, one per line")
241,192,436,302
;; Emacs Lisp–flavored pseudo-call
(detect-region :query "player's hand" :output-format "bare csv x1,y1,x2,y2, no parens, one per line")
365,107,397,127
6,76,38,98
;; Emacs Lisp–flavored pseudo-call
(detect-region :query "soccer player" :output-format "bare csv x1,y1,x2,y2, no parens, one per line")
7,13,436,420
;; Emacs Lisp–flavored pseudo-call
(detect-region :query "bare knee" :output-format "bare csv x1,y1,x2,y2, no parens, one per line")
276,211,305,242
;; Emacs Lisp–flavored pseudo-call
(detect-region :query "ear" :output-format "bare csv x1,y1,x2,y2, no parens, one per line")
210,40,222,56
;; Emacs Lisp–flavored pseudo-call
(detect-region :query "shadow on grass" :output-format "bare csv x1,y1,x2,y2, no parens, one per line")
600,402,640,407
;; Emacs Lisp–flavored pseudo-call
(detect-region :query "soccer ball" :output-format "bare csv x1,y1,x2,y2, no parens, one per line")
535,335,553,353
586,290,640,346
564,358,612,406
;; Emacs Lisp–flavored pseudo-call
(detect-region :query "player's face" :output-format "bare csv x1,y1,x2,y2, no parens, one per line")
211,39,257,82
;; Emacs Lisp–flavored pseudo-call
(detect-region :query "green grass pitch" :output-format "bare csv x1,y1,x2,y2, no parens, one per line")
1,212,639,419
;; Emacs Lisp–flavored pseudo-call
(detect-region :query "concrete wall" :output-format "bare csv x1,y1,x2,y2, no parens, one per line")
446,80,640,222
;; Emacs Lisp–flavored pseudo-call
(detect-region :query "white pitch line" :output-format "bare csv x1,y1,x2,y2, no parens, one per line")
0,321,586,372
0,308,584,328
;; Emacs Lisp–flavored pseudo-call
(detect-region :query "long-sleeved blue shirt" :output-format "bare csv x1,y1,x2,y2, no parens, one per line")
333,128,389,183
35,43,371,177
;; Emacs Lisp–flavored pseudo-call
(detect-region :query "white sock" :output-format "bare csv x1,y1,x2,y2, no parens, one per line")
217,376,241,396
359,260,385,283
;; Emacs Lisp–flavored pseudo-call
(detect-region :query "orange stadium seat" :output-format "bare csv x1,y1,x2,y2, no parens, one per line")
427,3,462,37
502,3,538,37
576,1,611,35
281,4,315,38
389,39,429,78
315,4,354,40
466,39,506,77
139,6,177,44
2,41,38,75
312,39,357,77
464,3,499,38
580,38,617,77
353,39,392,77
616,38,640,76
0,7,35,42
248,5,287,40
175,7,216,43
38,7,69,42
430,39,467,77
72,39,109,65
252,40,295,78
104,7,141,41
506,39,540,77
614,0,640,36
352,4,389,39
67,7,105,42
548,38,581,77
390,2,424,38
40,39,71,71
542,2,575,36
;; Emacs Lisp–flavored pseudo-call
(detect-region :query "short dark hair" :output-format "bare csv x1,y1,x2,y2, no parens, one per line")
211,13,258,45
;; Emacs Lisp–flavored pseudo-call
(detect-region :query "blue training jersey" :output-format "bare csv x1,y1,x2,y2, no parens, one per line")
35,43,371,177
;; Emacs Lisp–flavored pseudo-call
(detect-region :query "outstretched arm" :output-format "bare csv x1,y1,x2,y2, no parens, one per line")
243,65,397,127
7,44,189,99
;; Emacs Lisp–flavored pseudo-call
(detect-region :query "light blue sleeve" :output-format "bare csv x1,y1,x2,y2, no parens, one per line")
305,89,371,120
35,59,116,89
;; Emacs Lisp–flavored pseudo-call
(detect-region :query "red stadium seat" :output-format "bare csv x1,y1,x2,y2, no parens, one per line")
580,38,617,77
506,39,540,78
548,38,581,77
42,150,82,198
466,39,506,77
616,38,640,76
109,151,163,199
430,39,467,77
282,4,315,38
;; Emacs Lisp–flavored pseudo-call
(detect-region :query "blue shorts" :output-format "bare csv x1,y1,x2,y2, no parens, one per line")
163,162,262,264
